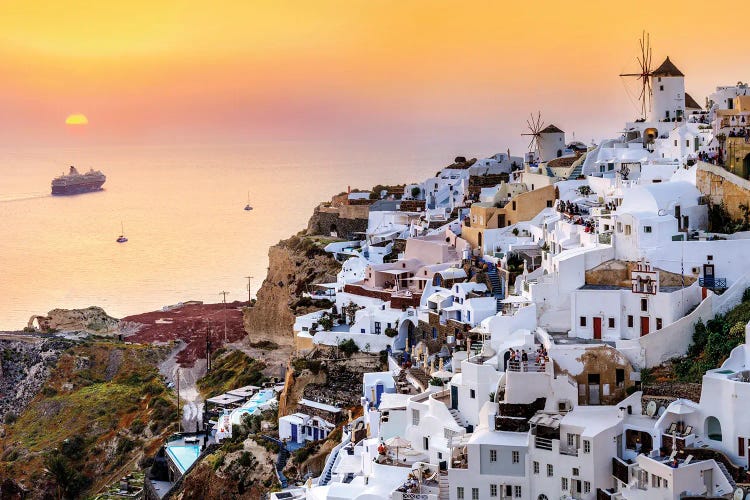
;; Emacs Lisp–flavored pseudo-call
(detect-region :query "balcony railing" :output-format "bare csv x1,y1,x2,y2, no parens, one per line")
699,277,727,289
559,445,579,457
535,436,553,451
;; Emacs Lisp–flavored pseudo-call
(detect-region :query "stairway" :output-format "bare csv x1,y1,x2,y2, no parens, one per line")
717,461,737,490
546,165,555,178
449,408,466,427
568,163,583,180
438,471,450,500
487,266,503,312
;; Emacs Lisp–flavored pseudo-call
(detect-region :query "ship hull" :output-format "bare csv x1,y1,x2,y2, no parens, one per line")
51,180,105,195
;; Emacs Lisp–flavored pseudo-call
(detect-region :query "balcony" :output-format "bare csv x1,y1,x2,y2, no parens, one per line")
699,277,727,289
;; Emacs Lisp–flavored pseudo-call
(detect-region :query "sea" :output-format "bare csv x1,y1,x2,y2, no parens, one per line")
0,141,451,330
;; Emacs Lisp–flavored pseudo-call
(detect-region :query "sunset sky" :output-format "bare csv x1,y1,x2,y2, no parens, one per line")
2,0,750,152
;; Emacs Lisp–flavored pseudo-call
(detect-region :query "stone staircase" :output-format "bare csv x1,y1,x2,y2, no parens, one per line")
262,435,289,488
438,471,450,500
449,408,466,427
717,461,737,491
568,163,583,180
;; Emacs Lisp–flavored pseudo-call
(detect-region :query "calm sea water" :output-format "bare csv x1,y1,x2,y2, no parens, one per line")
0,142,445,330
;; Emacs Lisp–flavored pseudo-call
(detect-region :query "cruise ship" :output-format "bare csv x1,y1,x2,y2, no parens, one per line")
51,166,106,195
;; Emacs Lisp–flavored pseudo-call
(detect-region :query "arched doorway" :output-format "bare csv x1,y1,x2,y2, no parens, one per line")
477,232,483,249
705,416,722,441
330,223,338,237
395,319,416,351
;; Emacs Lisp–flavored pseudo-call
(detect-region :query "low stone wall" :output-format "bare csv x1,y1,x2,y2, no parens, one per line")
696,161,750,221
307,206,369,239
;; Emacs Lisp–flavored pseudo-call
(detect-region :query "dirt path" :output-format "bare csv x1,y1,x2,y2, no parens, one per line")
159,342,207,432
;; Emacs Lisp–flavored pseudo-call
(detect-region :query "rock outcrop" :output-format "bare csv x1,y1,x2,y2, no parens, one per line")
27,306,119,334
243,237,341,347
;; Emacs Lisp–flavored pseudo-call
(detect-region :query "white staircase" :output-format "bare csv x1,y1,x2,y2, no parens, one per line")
449,408,466,427
438,471,450,500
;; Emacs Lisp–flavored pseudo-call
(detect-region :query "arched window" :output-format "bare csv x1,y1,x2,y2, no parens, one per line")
538,495,549,500
705,416,722,441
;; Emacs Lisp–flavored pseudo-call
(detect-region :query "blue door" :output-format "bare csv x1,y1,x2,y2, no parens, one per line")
451,385,458,410
375,383,385,407
313,427,319,440
291,424,298,442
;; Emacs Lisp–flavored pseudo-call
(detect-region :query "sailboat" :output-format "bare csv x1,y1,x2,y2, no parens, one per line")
116,221,128,243
244,192,253,211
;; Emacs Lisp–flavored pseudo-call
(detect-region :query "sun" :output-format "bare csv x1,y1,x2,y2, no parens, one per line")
65,113,89,126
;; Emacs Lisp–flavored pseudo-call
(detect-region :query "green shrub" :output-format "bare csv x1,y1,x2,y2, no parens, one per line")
338,339,360,357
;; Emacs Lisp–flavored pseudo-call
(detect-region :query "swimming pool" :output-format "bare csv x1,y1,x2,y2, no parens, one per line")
230,389,277,425
166,444,200,474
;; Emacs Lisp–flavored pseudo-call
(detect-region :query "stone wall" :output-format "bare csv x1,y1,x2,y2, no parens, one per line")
696,161,750,220
306,205,369,239
416,313,471,353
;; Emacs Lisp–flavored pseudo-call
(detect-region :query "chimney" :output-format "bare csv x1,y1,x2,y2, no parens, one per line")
348,185,351,194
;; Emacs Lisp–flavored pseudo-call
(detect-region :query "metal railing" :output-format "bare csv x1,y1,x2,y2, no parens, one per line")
699,277,727,289
507,360,548,373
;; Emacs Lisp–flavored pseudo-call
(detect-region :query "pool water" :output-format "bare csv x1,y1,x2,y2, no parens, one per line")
166,444,201,474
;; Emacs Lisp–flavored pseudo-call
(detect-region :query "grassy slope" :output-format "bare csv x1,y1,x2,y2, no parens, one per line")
197,349,267,399
0,340,177,498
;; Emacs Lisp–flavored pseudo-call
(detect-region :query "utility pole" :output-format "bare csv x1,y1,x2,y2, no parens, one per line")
205,318,212,372
219,291,229,343
245,276,254,304
176,368,181,433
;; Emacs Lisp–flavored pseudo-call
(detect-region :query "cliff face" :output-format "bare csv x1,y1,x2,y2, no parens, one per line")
243,236,341,347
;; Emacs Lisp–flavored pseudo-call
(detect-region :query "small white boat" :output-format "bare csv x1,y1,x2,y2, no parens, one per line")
116,221,128,243
244,192,253,211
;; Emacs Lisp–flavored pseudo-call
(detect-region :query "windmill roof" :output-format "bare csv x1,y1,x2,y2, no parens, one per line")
540,124,564,134
652,57,684,77
684,93,702,110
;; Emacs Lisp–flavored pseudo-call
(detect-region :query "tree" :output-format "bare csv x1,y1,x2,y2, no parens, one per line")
411,186,421,198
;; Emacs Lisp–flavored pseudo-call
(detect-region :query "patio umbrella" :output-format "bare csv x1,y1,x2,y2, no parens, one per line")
668,401,696,415
386,436,411,461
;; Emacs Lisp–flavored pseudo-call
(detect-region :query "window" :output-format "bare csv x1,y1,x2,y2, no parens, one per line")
457,487,464,499
471,488,479,500
533,461,539,474
616,369,625,388
661,85,665,91
624,225,632,236
740,437,745,457
567,433,575,446
490,484,498,497
583,440,591,453
432,327,437,340
617,222,623,233
640,298,648,312
546,200,553,208
580,316,587,327
608,317,615,328
572,467,579,476
512,451,519,463
490,449,497,462
644,226,652,233
547,464,554,476
628,315,634,328
674,139,678,146
584,481,590,493
412,409,420,426
374,322,381,334
423,437,429,450
514,486,522,498
656,318,663,330
561,477,568,490
512,201,516,211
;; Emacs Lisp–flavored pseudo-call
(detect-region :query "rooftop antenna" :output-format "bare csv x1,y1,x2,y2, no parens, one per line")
620,31,654,120
521,112,545,160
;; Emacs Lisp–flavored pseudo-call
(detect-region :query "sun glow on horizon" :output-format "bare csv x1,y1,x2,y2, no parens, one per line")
65,113,88,126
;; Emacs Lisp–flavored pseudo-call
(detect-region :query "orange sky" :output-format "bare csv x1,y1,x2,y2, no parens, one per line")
2,0,750,152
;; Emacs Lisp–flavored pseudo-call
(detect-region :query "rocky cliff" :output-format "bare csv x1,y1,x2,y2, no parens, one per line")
27,306,119,334
242,234,342,348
